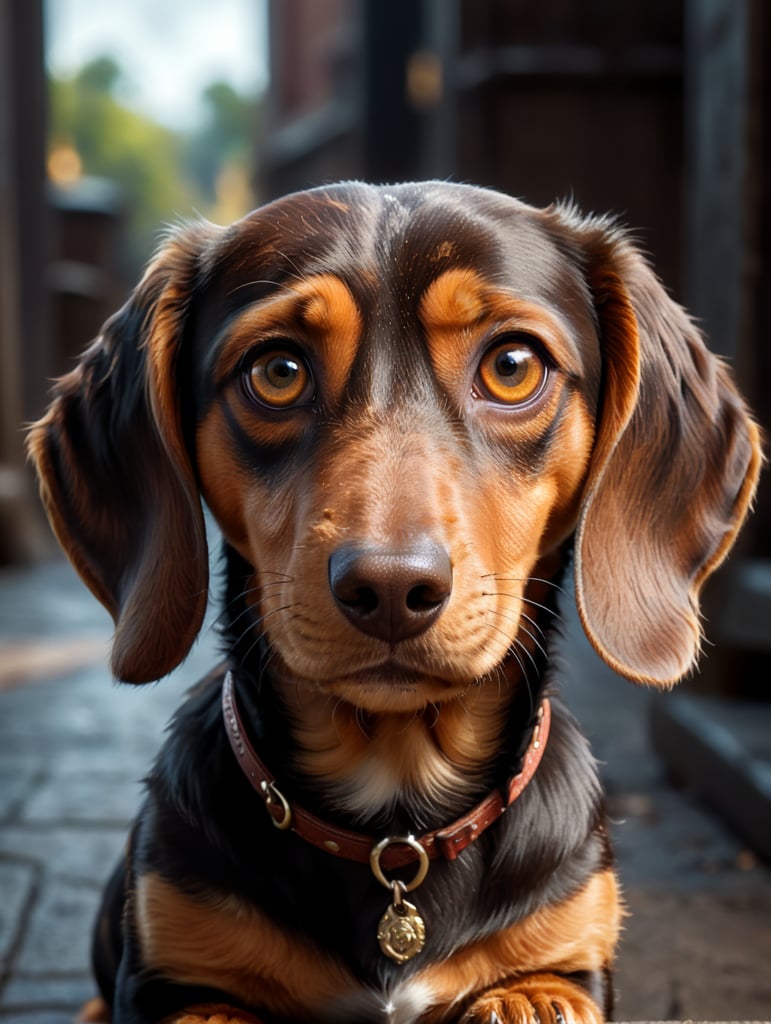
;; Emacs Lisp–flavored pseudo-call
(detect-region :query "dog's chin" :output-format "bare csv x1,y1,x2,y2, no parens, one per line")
323,668,464,714
284,654,521,715
269,640,525,714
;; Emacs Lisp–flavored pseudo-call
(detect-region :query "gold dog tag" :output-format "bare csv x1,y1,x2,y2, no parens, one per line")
377,898,426,963
370,835,430,964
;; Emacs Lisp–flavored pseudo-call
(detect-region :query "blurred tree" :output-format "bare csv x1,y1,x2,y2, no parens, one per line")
48,57,262,276
185,80,262,224
75,54,122,93
50,56,201,274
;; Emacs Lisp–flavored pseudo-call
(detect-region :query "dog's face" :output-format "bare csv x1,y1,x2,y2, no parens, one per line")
195,188,600,712
29,182,760,703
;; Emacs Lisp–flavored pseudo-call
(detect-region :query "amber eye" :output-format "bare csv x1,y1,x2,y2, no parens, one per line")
476,337,548,406
244,347,313,409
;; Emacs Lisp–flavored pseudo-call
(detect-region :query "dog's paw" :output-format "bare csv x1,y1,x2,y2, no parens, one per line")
460,974,603,1024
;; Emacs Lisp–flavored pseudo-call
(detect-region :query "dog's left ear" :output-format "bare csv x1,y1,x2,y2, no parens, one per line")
555,210,762,687
28,221,224,683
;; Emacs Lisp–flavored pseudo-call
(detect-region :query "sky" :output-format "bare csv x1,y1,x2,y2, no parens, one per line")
44,0,268,129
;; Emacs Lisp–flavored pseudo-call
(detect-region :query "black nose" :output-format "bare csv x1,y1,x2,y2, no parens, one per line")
328,539,452,643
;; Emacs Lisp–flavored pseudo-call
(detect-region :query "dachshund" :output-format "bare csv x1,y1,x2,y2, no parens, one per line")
28,181,760,1024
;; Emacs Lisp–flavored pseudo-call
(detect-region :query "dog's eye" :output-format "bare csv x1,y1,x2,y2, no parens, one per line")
244,348,313,409
475,336,548,406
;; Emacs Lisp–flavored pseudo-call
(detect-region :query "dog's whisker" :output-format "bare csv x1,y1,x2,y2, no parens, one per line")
496,593,563,624
248,601,298,628
517,623,550,664
506,631,541,677
424,702,441,729
228,608,272,652
273,249,308,278
503,645,530,691
482,619,519,651
397,704,425,735
482,598,549,641
254,631,291,682
518,612,548,642
353,703,370,737
229,604,299,662
219,582,292,634
482,573,567,597
211,583,263,629
488,608,551,665
225,278,302,299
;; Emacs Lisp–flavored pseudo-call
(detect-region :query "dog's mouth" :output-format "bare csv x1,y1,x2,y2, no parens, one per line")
323,674,461,713
315,652,521,713
332,662,457,691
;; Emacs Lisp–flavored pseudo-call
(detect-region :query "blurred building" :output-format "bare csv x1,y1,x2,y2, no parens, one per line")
264,2,691,280
1,0,126,565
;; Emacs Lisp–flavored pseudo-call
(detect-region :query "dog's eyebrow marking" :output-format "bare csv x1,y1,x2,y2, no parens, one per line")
420,269,584,381
216,274,362,403
420,268,491,330
300,275,356,333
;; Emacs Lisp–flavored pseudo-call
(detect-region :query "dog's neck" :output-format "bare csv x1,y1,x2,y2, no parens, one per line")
279,675,522,828
222,545,560,832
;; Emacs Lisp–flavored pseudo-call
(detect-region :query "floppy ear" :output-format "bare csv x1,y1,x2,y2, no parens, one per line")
28,222,224,683
557,211,762,687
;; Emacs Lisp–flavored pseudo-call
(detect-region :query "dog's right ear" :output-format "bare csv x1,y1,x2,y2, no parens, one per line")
28,221,224,683
555,209,762,687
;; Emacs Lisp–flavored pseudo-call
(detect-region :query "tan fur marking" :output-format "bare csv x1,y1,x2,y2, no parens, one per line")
283,670,519,818
418,869,621,1017
194,406,253,555
297,275,362,400
136,873,355,1019
420,268,489,330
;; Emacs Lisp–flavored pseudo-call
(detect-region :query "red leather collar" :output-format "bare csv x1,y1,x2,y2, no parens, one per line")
221,671,550,871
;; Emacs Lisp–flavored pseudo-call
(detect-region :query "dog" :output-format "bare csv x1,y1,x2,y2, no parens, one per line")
29,181,760,1024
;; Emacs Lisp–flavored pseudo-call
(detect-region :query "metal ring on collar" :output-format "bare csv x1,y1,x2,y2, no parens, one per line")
369,835,430,892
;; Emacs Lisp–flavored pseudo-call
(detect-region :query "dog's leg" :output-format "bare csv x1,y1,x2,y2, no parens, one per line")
461,973,603,1024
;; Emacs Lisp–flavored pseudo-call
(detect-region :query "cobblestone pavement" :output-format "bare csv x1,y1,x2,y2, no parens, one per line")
0,557,769,1023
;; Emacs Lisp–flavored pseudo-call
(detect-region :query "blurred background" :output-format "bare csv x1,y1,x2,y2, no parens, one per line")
3,0,771,586
0,0,770,1021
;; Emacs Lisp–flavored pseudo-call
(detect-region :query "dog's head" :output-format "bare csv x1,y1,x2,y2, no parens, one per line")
28,182,760,703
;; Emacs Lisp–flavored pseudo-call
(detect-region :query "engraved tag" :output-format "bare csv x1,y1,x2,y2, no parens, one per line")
377,899,426,964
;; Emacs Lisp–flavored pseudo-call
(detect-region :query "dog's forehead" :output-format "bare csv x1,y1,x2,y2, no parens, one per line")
214,183,590,321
